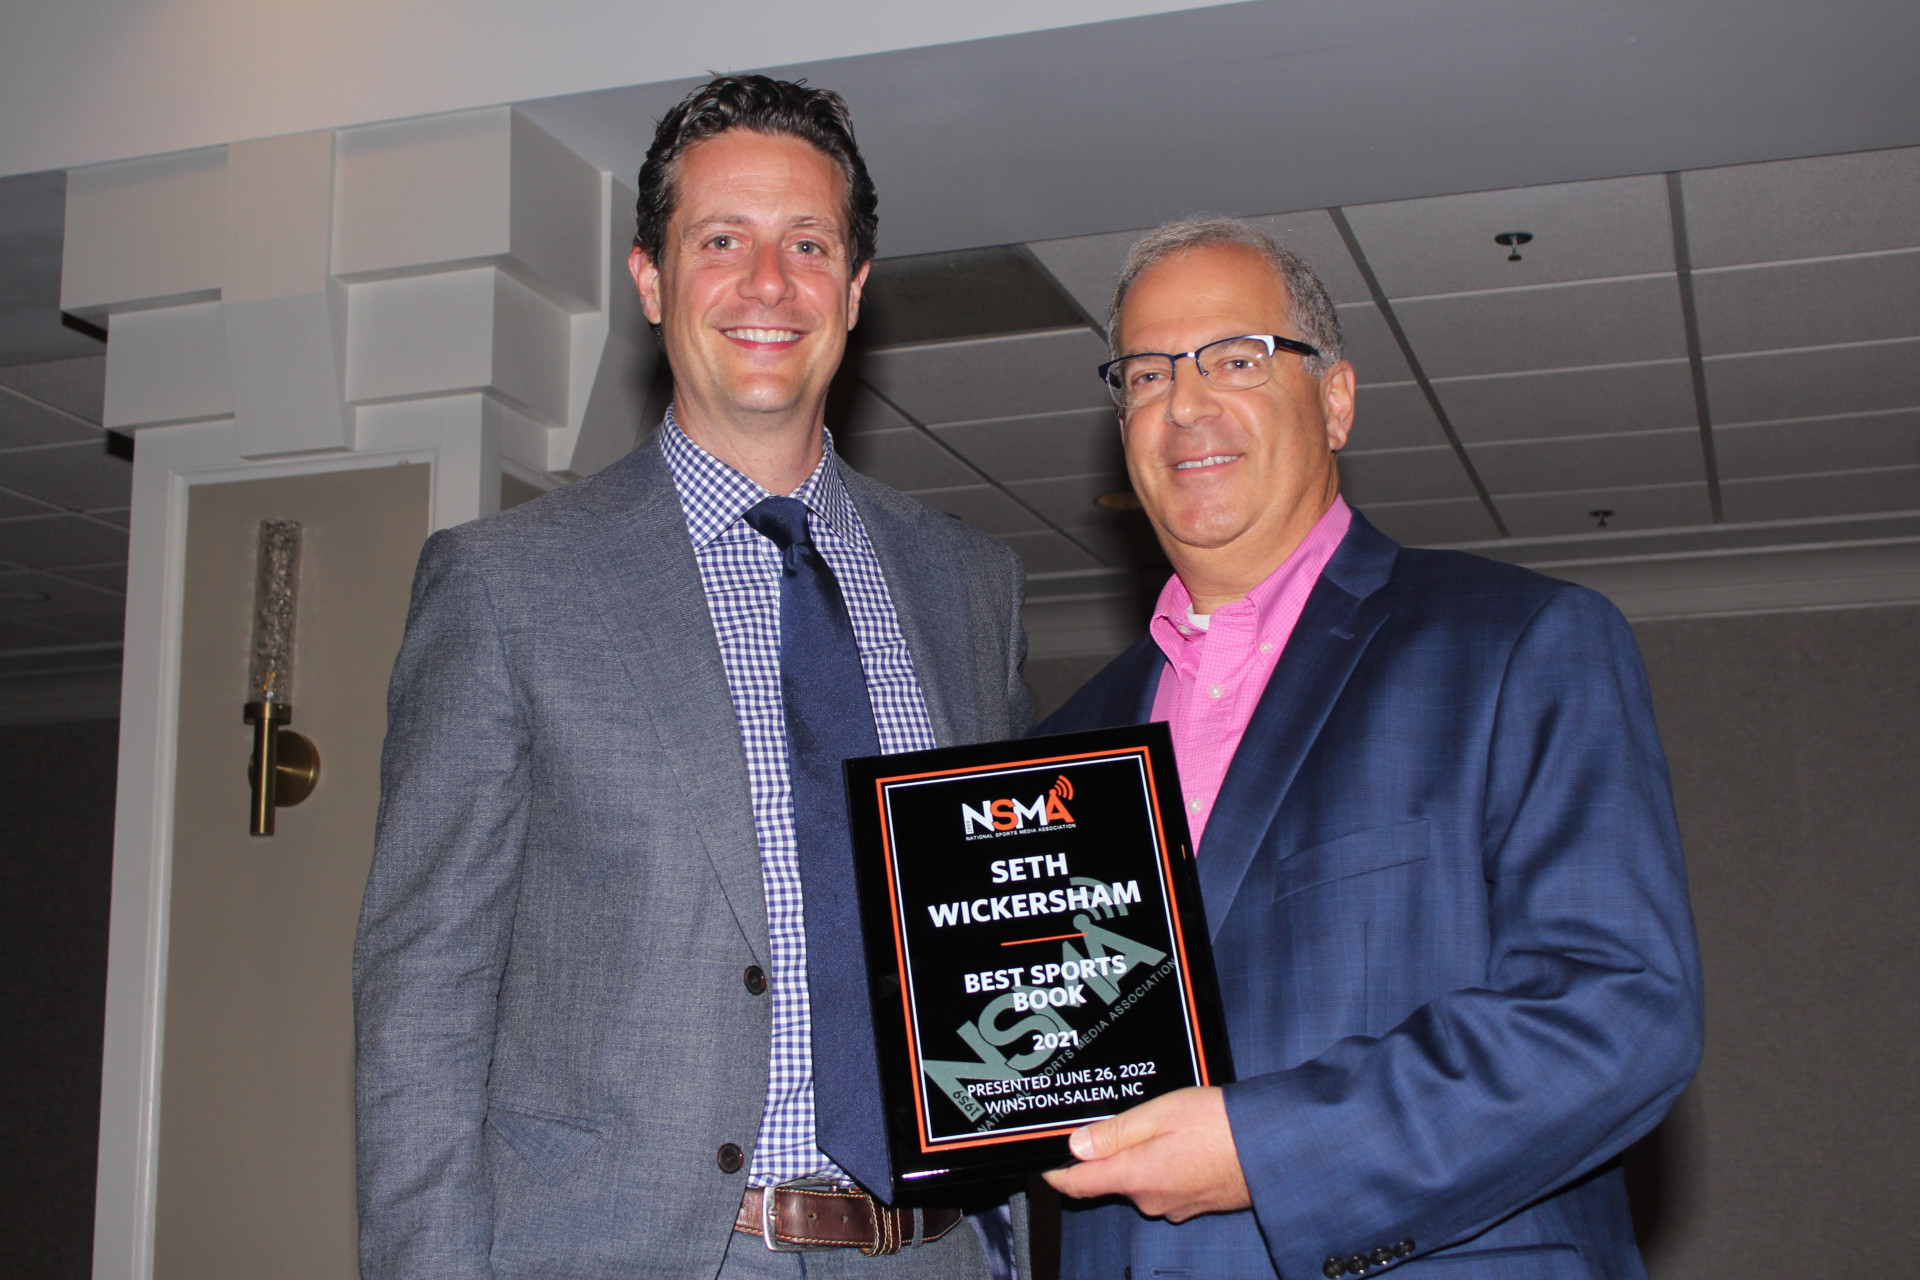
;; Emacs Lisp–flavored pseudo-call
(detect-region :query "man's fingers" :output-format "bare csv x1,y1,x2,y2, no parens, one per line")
1067,1091,1171,1160
1043,1143,1147,1200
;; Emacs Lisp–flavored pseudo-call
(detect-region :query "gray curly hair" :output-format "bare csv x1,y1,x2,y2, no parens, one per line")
1107,216,1343,378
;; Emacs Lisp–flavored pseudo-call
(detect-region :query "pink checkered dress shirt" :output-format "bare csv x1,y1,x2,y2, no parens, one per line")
1148,496,1353,848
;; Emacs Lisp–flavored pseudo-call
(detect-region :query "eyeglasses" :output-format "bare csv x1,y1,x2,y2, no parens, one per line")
1097,334,1321,410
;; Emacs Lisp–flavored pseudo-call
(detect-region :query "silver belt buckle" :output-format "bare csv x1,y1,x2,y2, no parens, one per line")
762,1176,845,1252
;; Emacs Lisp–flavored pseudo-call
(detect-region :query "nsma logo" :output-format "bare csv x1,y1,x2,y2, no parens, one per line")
961,775,1075,836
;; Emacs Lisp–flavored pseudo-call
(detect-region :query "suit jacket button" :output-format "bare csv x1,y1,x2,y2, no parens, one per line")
1349,1256,1371,1273
1372,1247,1394,1266
716,1143,744,1174
1396,1240,1416,1258
744,965,768,995
1324,1259,1347,1277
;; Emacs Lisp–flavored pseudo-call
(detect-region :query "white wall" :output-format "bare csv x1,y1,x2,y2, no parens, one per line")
0,0,1220,178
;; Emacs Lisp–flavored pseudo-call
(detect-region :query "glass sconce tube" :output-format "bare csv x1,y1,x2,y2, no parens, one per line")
244,520,319,835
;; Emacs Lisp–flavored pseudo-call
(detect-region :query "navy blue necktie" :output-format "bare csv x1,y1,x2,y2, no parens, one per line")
743,495,891,1194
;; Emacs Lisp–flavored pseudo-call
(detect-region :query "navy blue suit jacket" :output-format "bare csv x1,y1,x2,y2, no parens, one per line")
1039,511,1702,1280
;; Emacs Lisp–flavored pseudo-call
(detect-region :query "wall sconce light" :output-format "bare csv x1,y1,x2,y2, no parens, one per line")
243,519,319,836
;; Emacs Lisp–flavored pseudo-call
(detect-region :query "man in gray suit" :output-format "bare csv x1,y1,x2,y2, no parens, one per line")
355,75,1032,1279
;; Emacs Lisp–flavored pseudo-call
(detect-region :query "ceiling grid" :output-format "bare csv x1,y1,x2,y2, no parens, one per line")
1664,170,1727,522
3,146,1917,683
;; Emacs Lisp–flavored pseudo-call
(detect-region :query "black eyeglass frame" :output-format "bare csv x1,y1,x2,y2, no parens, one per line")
1097,333,1323,406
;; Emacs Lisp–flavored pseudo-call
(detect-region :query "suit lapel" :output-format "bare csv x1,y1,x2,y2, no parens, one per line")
1196,513,1400,935
844,465,976,747
572,440,771,963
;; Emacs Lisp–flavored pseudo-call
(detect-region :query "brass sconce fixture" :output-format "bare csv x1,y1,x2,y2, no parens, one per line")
244,519,320,835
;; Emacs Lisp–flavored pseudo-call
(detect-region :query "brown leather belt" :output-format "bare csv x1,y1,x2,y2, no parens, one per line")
734,1183,963,1255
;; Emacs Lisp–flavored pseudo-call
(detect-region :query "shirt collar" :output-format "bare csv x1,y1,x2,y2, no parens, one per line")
658,405,857,548
1149,495,1352,666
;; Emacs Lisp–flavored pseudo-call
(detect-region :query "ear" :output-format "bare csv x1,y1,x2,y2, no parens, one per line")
629,245,664,327
1320,360,1356,453
845,258,872,331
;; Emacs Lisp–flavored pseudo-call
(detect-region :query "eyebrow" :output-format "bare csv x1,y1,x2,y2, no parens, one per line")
679,214,844,242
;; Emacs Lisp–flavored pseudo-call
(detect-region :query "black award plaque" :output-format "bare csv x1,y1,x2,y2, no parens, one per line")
843,723,1232,1202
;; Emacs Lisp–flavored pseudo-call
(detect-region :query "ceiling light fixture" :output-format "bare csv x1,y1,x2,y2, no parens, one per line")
1495,231,1534,262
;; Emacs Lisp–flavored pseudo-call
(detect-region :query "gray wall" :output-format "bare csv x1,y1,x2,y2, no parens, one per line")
0,717,119,1278
1629,603,1919,1278
1023,602,1920,1278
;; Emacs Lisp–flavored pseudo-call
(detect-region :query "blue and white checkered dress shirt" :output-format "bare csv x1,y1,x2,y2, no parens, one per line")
660,409,938,1186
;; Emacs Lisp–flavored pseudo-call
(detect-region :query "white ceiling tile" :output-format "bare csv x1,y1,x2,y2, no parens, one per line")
1721,466,1920,523
995,530,1104,576
0,391,101,449
1497,482,1713,538
826,381,913,436
0,568,122,616
1434,361,1697,443
900,484,1047,536
932,407,1124,482
1024,209,1372,331
47,563,126,593
1706,337,1920,425
836,428,979,491
1714,409,1920,480
0,514,131,569
1681,146,1920,268
1023,229,1137,331
859,328,1111,426
0,488,60,519
1338,447,1476,504
0,441,132,511
0,356,108,424
0,616,82,650
1693,250,1920,355
1242,210,1373,305
1343,175,1674,298
1350,381,1450,451
1395,276,1686,379
1469,429,1706,495
1337,302,1413,384
1356,498,1499,547
1004,473,1131,526
24,606,124,643
1055,517,1166,569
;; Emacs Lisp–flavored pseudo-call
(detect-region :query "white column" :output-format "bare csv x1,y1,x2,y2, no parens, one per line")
66,106,653,1280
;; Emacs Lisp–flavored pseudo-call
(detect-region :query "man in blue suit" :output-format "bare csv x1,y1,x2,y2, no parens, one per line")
1040,217,1702,1279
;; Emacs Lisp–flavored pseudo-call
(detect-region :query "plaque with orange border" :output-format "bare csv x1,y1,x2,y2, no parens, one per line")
842,723,1232,1202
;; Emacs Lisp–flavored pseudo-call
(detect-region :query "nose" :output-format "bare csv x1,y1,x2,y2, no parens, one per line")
1164,352,1223,428
739,240,794,306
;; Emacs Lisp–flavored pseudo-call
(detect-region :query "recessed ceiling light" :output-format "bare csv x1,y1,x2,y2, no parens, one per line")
0,589,53,603
1095,490,1143,512
1495,231,1534,262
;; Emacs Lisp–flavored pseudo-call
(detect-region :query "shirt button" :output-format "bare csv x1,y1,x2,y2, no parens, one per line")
743,965,768,995
716,1143,745,1174
1260,642,1273,654
1189,798,1203,812
1208,684,1223,699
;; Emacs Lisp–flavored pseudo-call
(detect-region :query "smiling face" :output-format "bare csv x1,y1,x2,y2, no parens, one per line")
1115,243,1354,599
629,128,868,444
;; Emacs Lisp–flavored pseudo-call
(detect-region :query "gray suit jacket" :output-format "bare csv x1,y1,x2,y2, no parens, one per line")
354,436,1035,1278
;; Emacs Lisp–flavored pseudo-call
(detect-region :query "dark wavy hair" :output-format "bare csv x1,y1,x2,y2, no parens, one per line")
634,73,878,270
